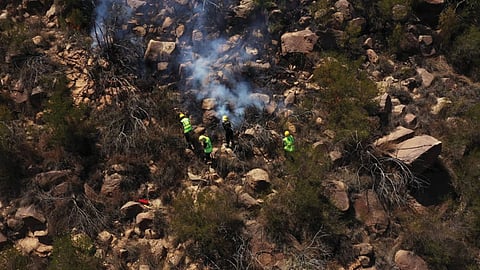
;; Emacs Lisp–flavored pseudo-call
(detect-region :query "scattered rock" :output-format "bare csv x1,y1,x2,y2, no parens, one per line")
416,68,435,88
366,49,379,64
403,113,417,128
430,97,451,115
97,231,114,246
353,243,374,256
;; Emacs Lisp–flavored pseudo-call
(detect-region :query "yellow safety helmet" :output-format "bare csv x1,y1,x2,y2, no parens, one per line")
222,115,228,122
179,113,185,119
284,130,290,137
199,135,207,141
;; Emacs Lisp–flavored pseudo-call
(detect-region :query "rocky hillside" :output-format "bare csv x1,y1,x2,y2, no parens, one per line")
1,0,480,269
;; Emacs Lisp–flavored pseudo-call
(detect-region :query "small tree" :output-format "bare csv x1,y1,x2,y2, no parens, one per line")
170,189,244,267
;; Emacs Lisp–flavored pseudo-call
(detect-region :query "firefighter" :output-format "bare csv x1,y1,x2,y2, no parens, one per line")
199,134,213,163
283,130,295,161
222,115,234,148
179,113,194,150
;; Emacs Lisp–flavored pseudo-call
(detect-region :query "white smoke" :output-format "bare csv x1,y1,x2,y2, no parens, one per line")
180,16,265,126
90,0,132,48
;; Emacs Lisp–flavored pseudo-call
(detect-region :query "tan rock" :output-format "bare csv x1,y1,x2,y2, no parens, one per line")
17,237,40,254
391,135,441,172
395,250,429,270
144,40,176,62
403,113,417,128
416,68,435,88
374,126,414,146
201,98,216,110
15,205,46,227
366,49,378,64
323,180,349,211
136,211,154,230
245,168,271,193
281,29,319,55
98,230,113,245
353,190,389,233
33,170,71,188
430,97,451,115
101,172,123,197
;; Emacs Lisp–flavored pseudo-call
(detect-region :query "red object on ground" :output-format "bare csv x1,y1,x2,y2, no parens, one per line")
138,199,150,205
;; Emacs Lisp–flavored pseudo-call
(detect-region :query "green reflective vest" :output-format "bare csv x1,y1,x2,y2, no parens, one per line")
202,136,213,154
181,117,193,133
283,135,294,152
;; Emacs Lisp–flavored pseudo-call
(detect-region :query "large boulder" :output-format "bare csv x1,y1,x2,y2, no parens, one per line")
281,29,319,55
100,172,124,197
15,205,46,230
120,201,145,219
33,170,72,188
390,135,442,172
353,190,389,234
136,211,154,231
323,180,349,211
245,168,271,193
395,250,429,270
144,40,176,70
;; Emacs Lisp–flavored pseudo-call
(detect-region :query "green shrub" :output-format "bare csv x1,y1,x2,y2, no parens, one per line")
56,0,94,31
0,247,32,270
48,234,102,270
43,75,97,156
312,55,377,142
437,6,459,50
454,148,480,246
262,145,342,243
170,189,244,266
400,208,477,269
449,26,480,81
377,0,412,20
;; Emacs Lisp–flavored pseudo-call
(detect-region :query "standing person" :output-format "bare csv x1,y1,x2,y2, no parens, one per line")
283,130,295,161
222,115,234,148
199,134,213,164
179,113,194,150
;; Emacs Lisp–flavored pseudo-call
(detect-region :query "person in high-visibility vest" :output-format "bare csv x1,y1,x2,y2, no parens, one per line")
282,130,295,161
222,115,234,148
199,134,213,163
179,113,194,150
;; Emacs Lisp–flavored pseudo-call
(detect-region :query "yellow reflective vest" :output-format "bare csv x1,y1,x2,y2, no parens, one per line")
180,117,193,133
283,135,294,152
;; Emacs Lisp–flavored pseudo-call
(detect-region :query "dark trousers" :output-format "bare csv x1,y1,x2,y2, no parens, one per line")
225,130,234,147
184,131,194,149
285,151,294,162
